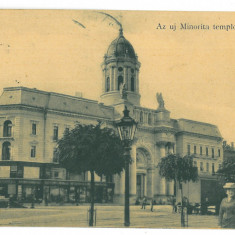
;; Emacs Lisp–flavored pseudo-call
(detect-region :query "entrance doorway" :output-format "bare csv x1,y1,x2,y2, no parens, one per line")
136,174,145,198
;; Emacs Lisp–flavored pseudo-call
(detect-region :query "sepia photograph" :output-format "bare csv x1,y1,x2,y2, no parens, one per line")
0,8,235,230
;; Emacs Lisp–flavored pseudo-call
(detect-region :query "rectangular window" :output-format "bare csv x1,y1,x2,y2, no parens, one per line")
212,148,214,158
10,165,17,178
32,123,37,135
194,145,197,154
200,162,204,172
54,172,59,178
187,144,191,155
53,126,58,141
53,148,59,163
200,146,202,155
218,149,221,157
212,163,215,174
206,147,208,156
31,146,36,158
17,165,23,178
193,161,197,167
206,162,209,172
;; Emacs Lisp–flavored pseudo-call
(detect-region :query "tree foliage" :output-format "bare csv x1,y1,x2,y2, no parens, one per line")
158,154,198,183
56,123,127,176
217,159,235,183
158,154,198,227
56,123,127,227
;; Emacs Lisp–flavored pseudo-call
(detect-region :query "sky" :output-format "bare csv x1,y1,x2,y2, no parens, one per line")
0,10,235,143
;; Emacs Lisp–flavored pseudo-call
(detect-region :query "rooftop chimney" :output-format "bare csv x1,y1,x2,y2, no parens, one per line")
75,92,83,98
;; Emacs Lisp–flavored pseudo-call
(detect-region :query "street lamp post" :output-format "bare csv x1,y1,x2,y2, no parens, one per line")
116,106,137,227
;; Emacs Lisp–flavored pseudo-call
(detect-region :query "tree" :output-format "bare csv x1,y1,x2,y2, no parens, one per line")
217,159,235,183
57,123,128,226
158,154,198,227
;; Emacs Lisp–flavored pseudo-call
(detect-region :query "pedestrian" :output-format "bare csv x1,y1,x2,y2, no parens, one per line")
219,182,235,228
141,196,147,209
150,198,154,212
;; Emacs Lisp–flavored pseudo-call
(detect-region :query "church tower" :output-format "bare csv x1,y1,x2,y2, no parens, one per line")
100,29,141,106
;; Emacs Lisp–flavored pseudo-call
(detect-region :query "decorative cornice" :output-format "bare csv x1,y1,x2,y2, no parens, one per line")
136,125,155,134
0,137,14,141
176,131,222,141
103,57,140,66
156,141,170,146
192,154,221,161
0,104,114,123
154,126,177,134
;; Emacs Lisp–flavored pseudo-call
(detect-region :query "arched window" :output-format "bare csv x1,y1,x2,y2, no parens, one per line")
148,113,152,125
131,77,135,92
118,76,123,90
106,77,110,92
3,120,12,137
140,111,143,123
2,141,11,160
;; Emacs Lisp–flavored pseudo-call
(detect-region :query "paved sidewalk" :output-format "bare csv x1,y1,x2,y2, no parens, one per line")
0,205,219,228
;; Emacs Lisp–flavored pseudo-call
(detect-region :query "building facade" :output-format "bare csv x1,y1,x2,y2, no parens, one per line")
0,29,223,205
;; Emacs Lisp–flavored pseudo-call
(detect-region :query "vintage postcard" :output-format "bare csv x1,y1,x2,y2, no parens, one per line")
0,9,235,229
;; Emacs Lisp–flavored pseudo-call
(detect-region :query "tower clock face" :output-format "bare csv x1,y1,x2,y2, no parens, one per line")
118,67,123,72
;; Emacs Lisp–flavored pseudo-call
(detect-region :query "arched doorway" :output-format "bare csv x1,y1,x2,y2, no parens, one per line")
136,148,153,199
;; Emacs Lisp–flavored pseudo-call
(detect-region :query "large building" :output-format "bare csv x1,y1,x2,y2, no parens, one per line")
0,28,223,205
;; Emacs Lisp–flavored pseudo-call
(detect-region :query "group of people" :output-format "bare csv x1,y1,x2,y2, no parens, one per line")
140,197,155,212
137,182,235,229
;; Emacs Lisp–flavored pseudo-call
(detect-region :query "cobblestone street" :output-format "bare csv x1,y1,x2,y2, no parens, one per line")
0,205,219,228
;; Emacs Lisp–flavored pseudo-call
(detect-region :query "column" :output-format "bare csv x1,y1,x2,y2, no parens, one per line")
119,171,125,195
154,168,161,196
168,143,175,195
128,67,131,91
113,174,120,195
147,167,154,197
124,67,128,87
109,67,112,91
168,181,175,196
129,145,136,195
159,143,166,195
102,68,106,93
144,174,147,197
111,66,114,91
113,67,117,91
134,70,137,92
136,69,139,93
169,143,175,154
87,171,91,181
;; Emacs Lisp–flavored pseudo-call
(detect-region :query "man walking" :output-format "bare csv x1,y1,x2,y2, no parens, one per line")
141,197,147,209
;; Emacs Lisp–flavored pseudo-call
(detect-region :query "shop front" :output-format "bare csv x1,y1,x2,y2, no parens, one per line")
0,178,114,204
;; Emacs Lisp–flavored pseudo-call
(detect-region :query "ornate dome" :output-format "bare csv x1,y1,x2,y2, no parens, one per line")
106,29,136,60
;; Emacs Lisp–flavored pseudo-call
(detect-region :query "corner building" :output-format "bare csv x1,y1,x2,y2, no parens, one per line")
0,29,223,205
